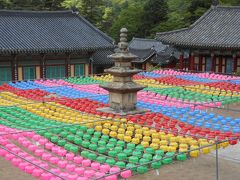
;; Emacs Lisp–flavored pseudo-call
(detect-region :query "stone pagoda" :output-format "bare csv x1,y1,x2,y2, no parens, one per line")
98,28,145,115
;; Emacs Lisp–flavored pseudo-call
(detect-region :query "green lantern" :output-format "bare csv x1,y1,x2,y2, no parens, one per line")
137,166,148,174
106,159,116,167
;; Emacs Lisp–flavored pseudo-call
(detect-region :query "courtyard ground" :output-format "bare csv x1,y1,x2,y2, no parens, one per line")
1,148,240,180
0,99,239,180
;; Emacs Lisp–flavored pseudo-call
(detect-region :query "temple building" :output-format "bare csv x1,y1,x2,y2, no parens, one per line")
128,38,180,71
156,4,240,74
92,38,184,74
0,10,114,84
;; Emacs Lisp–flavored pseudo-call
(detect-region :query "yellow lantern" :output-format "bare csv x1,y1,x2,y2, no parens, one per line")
150,143,159,150
141,141,149,148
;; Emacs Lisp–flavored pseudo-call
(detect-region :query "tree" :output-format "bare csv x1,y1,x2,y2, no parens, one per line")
61,0,81,11
1,0,64,10
80,0,104,26
221,0,240,5
42,0,64,10
109,2,144,41
150,0,192,33
62,0,104,28
187,0,212,24
0,0,11,9
101,6,114,32
7,0,36,10
140,0,168,37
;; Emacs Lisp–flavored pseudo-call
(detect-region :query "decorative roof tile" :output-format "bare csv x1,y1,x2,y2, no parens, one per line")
0,10,114,54
156,6,240,50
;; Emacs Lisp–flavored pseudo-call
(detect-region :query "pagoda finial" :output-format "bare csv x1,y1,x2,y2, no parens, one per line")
118,28,128,52
98,27,145,115
212,0,219,6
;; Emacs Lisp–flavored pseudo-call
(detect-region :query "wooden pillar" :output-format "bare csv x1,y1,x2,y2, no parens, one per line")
233,54,237,73
199,55,203,71
211,53,215,72
179,53,184,70
218,56,222,73
143,63,147,71
65,53,71,78
85,64,89,76
88,52,93,75
189,52,194,71
188,53,191,70
36,66,41,79
191,53,195,71
18,67,23,81
70,65,74,77
222,57,226,73
11,55,18,82
40,54,46,79
89,62,92,75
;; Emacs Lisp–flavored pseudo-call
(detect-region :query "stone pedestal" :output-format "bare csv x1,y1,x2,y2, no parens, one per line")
98,28,146,115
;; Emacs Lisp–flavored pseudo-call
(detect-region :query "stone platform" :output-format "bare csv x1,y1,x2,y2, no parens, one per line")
97,107,147,116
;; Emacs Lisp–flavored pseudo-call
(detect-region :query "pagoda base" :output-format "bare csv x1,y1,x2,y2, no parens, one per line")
97,107,148,116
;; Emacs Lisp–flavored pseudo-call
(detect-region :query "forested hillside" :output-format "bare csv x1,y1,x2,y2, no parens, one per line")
1,0,240,41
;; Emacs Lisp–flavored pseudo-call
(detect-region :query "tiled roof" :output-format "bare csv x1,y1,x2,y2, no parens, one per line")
130,48,156,63
92,50,114,65
129,38,166,52
0,10,114,54
156,6,240,50
92,48,179,66
153,46,178,65
129,38,180,64
153,55,178,65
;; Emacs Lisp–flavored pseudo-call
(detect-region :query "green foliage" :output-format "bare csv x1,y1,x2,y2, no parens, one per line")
42,0,64,10
139,0,168,37
0,0,64,10
78,0,104,26
101,7,114,32
0,0,11,8
61,0,81,10
62,0,104,28
187,0,212,24
109,2,143,41
221,0,240,6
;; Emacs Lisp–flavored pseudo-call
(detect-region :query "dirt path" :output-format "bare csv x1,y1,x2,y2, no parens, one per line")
0,157,32,180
